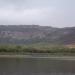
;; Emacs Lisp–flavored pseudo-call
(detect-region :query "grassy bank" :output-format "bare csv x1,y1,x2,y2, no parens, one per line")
0,44,75,55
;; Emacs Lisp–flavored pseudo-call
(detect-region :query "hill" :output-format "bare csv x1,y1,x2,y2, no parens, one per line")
0,25,75,44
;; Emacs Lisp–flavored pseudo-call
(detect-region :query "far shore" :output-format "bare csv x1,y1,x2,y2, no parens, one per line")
0,55,75,60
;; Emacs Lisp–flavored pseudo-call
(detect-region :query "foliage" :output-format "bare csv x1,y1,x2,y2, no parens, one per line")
0,44,75,55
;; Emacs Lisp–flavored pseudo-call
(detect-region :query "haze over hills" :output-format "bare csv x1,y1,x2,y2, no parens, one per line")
0,25,75,44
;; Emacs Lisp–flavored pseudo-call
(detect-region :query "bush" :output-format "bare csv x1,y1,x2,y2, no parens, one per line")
0,44,75,54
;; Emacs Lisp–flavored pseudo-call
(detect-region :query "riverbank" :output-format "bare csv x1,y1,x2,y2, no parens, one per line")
0,44,75,54
0,55,75,60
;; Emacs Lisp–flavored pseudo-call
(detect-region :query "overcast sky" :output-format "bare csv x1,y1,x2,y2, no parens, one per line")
0,0,75,27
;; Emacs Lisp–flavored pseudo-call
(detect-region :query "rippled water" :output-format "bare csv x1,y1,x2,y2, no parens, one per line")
0,57,75,75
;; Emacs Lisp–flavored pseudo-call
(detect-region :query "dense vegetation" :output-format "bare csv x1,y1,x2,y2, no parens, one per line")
0,44,75,55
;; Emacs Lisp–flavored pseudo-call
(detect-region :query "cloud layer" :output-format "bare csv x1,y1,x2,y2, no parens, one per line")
0,0,75,27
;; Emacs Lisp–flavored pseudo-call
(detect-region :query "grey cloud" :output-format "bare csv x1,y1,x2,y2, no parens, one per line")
0,0,75,27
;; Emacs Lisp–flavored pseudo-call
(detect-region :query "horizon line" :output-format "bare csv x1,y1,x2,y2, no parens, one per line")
0,24,74,28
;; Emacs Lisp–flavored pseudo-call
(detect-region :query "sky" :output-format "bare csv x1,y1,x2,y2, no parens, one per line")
0,0,75,27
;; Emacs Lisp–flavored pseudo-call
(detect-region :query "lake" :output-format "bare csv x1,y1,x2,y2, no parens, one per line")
0,56,75,75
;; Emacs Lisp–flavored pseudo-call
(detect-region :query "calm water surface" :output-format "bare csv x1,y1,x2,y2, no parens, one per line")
0,57,75,75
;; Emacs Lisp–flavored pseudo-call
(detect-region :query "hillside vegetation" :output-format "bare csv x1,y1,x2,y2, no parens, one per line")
0,25,75,44
0,25,75,55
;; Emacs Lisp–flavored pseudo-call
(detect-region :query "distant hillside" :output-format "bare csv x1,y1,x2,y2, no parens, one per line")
0,25,75,44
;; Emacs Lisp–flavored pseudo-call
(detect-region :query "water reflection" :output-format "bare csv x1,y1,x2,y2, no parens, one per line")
0,58,75,75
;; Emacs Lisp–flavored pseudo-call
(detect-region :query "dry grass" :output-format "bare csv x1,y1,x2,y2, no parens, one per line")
66,44,75,48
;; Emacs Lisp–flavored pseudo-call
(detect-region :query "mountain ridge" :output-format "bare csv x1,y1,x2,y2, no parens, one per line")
0,25,75,44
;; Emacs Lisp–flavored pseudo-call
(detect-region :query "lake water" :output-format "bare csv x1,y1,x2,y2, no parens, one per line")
0,57,75,75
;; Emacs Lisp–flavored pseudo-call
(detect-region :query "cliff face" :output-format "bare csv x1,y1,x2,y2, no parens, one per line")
0,25,75,44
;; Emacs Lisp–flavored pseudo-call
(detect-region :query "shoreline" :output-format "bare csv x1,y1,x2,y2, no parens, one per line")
0,55,75,60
